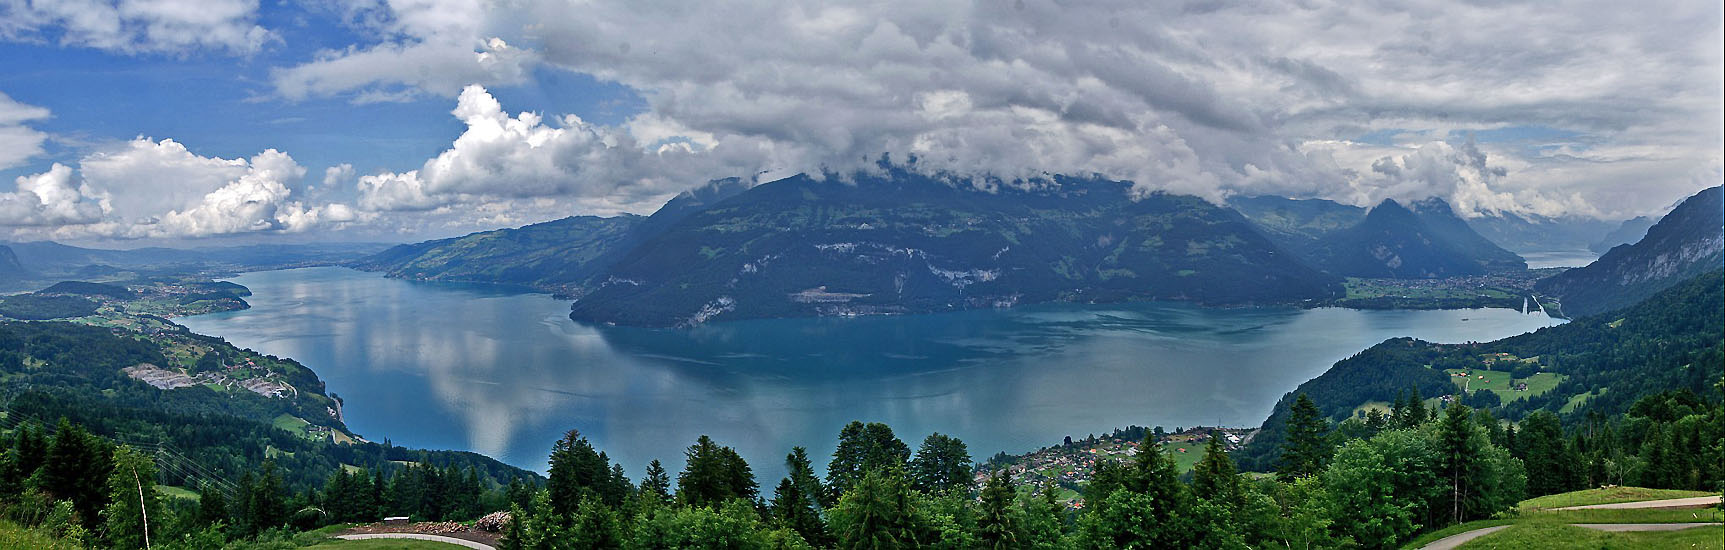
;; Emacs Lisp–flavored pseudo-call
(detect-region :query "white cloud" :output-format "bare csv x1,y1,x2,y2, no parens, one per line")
357,84,734,213
1,138,361,238
0,0,273,55
278,0,1721,220
271,0,534,102
321,163,355,188
0,163,106,226
0,91,51,171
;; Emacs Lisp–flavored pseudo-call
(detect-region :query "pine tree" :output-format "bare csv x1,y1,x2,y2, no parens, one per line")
638,459,672,506
678,435,757,507
548,429,608,517
771,447,831,547
42,418,113,530
1437,404,1477,525
830,468,919,549
909,433,973,496
827,421,910,499
975,470,1020,549
197,482,230,528
1278,393,1329,481
1192,432,1243,513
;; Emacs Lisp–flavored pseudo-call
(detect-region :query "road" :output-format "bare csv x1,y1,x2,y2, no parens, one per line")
336,533,496,550
1550,495,1721,511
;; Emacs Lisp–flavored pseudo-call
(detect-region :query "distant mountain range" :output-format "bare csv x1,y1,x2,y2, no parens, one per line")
1534,186,1724,318
1232,196,1526,278
1588,215,1660,254
357,170,1722,327
364,171,1348,326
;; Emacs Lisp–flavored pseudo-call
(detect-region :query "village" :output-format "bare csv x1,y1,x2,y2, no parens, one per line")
979,425,1257,510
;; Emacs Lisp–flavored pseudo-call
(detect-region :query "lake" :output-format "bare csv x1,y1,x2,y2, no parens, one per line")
180,267,1564,480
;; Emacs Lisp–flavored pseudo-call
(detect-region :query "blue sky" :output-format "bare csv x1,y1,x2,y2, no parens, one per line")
0,1,1717,245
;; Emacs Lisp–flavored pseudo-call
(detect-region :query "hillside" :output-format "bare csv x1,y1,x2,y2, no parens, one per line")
1535,185,1723,317
1406,198,1529,272
1239,267,1724,470
1226,195,1366,250
354,178,752,294
568,171,1342,327
356,214,642,292
0,318,540,494
1301,199,1525,278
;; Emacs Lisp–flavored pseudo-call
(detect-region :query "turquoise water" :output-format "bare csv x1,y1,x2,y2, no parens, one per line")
181,267,1563,479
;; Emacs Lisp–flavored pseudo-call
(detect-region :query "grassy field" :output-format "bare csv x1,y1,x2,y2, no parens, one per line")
1560,388,1607,414
1167,444,1206,472
0,520,83,550
1401,488,1725,549
157,484,199,501
1462,522,1721,549
1521,487,1717,510
273,413,311,432
1442,368,1564,402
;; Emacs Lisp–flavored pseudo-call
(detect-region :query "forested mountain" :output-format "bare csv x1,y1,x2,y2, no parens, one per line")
1300,199,1525,278
567,171,1341,327
1240,267,1724,471
1405,198,1529,271
1226,195,1365,250
356,178,752,294
356,215,643,293
1535,185,1724,317
0,320,540,497
0,245,30,289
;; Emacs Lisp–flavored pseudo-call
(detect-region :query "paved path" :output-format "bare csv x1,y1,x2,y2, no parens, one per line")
1551,495,1721,510
1573,522,1722,532
336,533,496,550
1416,525,1510,550
1418,522,1722,549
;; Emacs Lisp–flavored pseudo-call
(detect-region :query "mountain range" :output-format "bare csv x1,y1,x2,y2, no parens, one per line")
1231,195,1526,278
1534,186,1724,318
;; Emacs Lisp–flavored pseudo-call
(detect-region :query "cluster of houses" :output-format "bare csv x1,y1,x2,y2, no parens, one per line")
979,426,1253,510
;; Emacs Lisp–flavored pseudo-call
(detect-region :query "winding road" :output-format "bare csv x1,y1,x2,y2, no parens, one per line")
336,533,496,549
1416,496,1723,549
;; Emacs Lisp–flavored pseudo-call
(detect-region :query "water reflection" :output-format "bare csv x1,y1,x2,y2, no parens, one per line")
181,267,1563,480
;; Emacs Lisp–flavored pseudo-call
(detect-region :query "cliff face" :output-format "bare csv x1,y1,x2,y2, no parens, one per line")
1535,186,1724,318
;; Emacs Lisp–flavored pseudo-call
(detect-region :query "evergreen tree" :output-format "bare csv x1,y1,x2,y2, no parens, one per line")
908,433,973,496
1192,432,1243,513
41,418,113,529
1278,393,1329,481
1019,484,1067,550
1519,411,1576,496
974,471,1021,550
678,435,757,507
548,429,609,517
637,459,672,506
245,461,288,535
771,448,831,547
103,445,162,550
196,482,230,528
570,494,624,550
827,421,910,499
0,422,45,496
829,468,920,549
